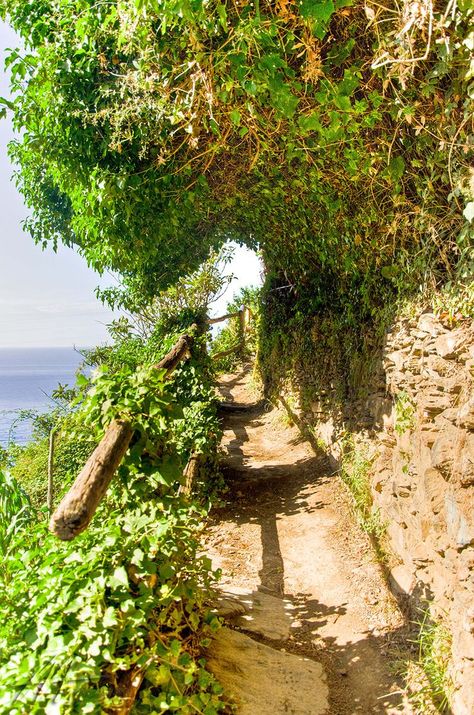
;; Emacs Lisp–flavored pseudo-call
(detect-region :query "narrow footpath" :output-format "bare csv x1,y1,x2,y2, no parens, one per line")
204,368,414,715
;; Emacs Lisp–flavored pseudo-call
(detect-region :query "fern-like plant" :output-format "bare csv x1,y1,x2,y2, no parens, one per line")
0,469,34,558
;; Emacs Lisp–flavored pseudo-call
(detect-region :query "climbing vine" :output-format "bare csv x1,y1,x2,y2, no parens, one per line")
0,0,472,312
0,321,225,713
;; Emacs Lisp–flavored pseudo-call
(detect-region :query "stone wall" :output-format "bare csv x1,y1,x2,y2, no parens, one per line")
375,313,474,715
280,311,474,714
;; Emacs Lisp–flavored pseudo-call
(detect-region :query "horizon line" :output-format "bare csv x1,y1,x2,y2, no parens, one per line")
0,344,104,350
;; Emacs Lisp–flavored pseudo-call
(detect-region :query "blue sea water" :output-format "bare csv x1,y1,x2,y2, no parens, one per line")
0,347,85,446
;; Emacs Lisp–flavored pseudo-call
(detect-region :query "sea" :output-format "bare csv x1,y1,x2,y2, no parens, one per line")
0,347,86,446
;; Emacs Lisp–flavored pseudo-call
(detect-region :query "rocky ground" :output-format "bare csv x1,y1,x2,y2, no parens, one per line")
203,369,417,715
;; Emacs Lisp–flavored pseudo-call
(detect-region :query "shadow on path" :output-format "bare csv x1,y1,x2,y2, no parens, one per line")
212,388,417,715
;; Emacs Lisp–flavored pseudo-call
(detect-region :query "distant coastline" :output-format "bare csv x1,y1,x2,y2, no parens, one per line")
0,346,86,446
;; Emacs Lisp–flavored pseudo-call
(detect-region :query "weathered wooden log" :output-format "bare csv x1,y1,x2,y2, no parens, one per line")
50,419,134,540
212,341,245,361
154,331,194,375
206,310,242,325
50,330,196,541
178,453,201,497
241,306,252,333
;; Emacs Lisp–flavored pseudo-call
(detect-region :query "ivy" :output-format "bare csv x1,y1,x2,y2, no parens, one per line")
0,0,471,315
0,497,223,713
0,324,225,713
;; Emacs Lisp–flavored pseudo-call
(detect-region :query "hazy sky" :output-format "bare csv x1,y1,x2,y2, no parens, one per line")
0,20,261,348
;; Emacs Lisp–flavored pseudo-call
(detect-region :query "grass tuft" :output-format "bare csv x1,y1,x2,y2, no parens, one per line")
340,438,388,562
409,611,454,713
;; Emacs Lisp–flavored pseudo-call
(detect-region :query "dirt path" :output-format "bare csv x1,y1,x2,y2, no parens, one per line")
204,368,414,714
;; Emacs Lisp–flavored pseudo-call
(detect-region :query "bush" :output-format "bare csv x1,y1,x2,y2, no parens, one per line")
9,423,94,511
0,469,34,561
0,325,225,713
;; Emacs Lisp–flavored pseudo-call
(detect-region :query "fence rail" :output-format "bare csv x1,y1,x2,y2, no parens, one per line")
49,331,195,540
206,310,241,325
50,308,253,541
210,305,253,361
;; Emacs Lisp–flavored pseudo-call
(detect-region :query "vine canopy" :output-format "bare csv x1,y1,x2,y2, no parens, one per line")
0,0,473,309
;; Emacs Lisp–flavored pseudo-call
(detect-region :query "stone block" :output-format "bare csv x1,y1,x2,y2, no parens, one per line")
410,541,432,564
402,370,423,384
434,331,467,359
445,492,474,549
423,392,453,417
371,396,393,429
459,434,474,487
431,436,454,478
454,628,474,662
389,564,416,597
431,376,465,395
427,356,450,376
417,313,445,337
420,425,440,447
384,349,407,371
387,521,408,557
216,588,295,641
453,663,474,715
422,468,446,515
411,339,426,352
435,407,460,425
206,628,329,715
457,397,474,431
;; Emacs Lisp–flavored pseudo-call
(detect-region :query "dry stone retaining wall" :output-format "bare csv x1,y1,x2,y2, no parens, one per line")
376,314,474,715
281,312,474,714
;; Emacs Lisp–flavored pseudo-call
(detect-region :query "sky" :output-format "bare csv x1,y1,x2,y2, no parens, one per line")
0,20,261,348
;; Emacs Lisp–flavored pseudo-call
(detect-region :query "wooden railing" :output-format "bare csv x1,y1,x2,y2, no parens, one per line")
49,331,195,540
209,305,253,361
50,307,253,541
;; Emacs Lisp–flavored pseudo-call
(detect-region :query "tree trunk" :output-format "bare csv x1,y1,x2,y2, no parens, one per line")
212,341,245,361
179,453,201,496
107,666,146,715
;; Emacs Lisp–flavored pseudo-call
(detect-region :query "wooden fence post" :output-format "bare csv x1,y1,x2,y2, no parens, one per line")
211,305,253,362
47,427,56,516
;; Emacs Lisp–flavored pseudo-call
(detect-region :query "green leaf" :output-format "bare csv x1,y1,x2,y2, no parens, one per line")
242,80,257,96
334,95,352,111
229,109,241,126
146,664,171,686
109,566,129,589
298,112,322,133
103,607,118,628
298,0,335,23
269,81,300,118
388,156,405,182
381,264,400,279
76,373,89,387
216,3,228,30
189,611,200,630
463,202,474,223
159,562,175,580
0,96,15,111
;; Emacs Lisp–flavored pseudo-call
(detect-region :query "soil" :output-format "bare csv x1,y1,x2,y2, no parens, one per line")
204,367,416,715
